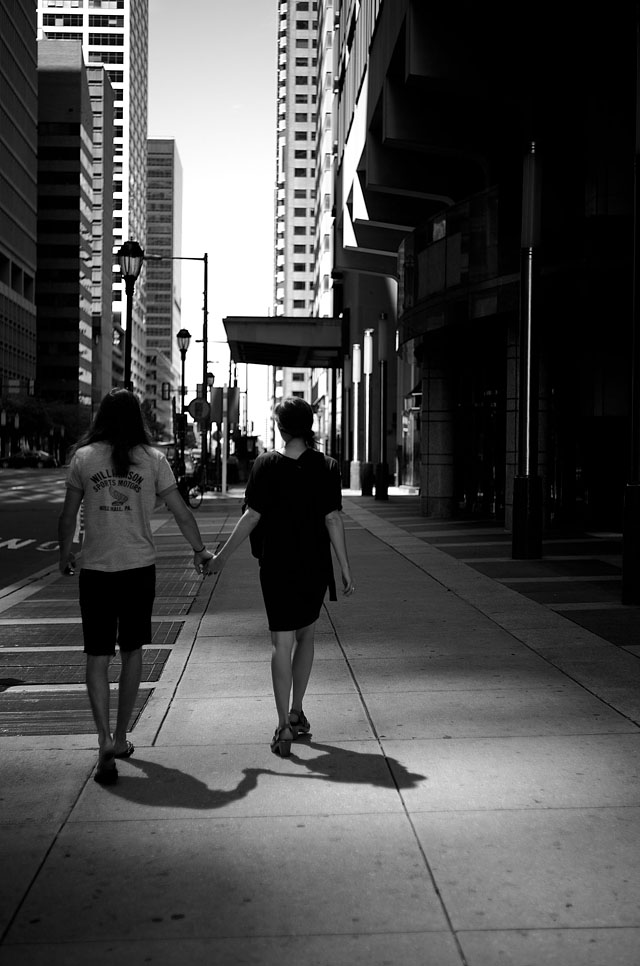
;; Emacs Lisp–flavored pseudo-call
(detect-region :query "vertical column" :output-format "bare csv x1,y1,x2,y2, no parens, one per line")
512,141,543,558
375,312,389,500
623,6,640,602
504,316,520,531
419,339,455,518
349,344,361,490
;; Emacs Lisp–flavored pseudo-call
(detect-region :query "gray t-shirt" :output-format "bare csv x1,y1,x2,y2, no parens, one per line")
66,441,177,571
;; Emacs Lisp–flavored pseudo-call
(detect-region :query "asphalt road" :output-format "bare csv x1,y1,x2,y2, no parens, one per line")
0,468,66,592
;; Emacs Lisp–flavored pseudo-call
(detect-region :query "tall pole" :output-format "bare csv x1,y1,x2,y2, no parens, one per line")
123,277,134,391
221,385,228,495
362,328,374,495
330,365,338,459
375,313,388,500
623,5,640,602
349,344,361,489
179,348,187,498
363,329,374,463
512,140,543,558
200,253,209,473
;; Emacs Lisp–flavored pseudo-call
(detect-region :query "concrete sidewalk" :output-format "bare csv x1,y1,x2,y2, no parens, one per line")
0,492,639,965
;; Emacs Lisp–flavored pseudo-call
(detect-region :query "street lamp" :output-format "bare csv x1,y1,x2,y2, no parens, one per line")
177,328,191,411
117,239,144,391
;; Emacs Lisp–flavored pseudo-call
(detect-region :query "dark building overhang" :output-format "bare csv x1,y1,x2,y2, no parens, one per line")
223,316,344,369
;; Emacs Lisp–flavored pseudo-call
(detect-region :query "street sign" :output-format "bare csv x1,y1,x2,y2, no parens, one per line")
187,398,211,421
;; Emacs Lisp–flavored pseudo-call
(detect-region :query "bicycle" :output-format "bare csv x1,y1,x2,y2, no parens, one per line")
187,462,207,509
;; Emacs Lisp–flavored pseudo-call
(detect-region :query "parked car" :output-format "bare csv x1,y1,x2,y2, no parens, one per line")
0,449,59,469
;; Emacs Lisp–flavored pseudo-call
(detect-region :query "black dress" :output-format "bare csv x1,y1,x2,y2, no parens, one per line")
244,448,342,631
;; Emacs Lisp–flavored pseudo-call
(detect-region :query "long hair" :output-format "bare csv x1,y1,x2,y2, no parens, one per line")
74,389,152,475
275,396,317,449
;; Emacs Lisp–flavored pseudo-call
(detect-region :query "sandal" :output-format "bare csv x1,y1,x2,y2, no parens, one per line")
289,708,311,738
113,740,134,759
270,725,293,758
94,752,118,785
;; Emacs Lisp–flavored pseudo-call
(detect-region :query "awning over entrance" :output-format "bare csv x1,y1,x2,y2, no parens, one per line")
222,316,343,369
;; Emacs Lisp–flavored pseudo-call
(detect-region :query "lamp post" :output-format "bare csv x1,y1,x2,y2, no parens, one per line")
117,239,144,391
176,328,191,499
375,313,389,500
349,344,361,489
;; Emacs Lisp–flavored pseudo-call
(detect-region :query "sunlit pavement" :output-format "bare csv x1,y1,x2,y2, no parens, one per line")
0,488,638,965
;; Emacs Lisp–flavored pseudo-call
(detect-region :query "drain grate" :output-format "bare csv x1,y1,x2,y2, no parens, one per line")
0,688,152,736
0,648,170,687
1,600,79,619
155,578,202,597
0,621,185,648
2,598,193,619
152,600,192,616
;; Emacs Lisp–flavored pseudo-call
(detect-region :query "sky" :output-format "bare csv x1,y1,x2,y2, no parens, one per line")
147,0,278,440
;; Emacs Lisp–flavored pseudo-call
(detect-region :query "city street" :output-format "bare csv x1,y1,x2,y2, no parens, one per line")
0,469,65,591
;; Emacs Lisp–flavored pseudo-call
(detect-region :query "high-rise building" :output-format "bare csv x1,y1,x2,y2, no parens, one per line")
145,138,182,437
273,0,319,412
0,0,38,405
87,65,115,410
37,0,149,395
312,2,335,321
310,0,337,451
36,40,93,411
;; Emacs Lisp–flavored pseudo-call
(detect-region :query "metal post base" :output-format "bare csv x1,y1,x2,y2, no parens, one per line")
349,461,361,491
375,462,388,500
512,475,543,559
361,462,374,496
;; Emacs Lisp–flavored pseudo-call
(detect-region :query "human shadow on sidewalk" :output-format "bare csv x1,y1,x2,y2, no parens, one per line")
101,758,276,810
100,740,425,810
286,739,426,790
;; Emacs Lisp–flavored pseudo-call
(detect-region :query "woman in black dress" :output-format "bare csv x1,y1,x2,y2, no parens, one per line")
209,397,355,757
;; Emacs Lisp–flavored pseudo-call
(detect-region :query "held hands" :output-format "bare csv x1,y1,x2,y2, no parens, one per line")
193,547,214,576
203,550,226,575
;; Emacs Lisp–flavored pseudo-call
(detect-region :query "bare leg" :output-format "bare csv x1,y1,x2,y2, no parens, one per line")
113,648,142,752
270,631,295,730
86,654,114,757
291,621,316,712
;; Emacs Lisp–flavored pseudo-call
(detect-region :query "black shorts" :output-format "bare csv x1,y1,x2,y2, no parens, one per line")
79,565,156,656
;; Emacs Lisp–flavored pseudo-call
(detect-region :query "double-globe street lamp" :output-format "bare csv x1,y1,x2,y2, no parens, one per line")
116,240,145,391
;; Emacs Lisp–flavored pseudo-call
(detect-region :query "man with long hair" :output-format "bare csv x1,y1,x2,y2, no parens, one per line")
58,389,213,784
